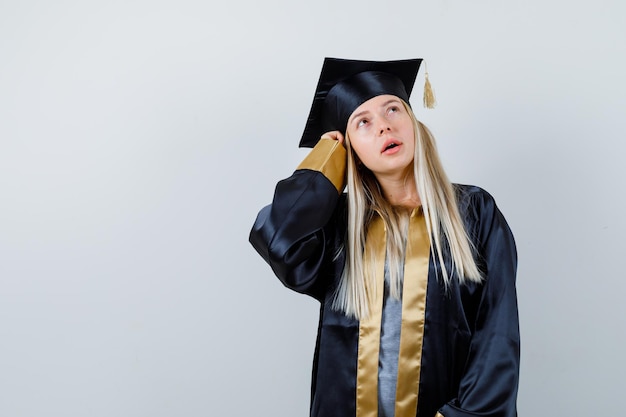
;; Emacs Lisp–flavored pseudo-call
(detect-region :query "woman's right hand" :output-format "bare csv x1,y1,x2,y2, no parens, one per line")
320,130,345,147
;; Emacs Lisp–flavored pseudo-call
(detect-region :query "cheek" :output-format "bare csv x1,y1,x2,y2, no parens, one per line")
350,146,367,166
347,134,366,157
349,140,374,164
402,119,415,136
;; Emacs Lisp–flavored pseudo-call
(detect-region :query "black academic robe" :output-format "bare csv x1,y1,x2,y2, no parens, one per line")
249,139,519,417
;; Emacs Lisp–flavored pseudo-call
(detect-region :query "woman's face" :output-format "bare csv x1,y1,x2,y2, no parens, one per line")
346,95,415,179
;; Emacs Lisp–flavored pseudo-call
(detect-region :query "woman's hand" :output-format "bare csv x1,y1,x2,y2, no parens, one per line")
320,131,345,147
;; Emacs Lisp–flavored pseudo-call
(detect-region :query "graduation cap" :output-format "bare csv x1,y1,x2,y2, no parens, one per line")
299,57,435,148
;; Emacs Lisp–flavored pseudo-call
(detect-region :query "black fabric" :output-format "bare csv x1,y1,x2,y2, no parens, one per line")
300,58,422,148
249,170,520,417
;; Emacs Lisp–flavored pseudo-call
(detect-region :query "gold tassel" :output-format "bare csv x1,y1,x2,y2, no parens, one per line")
423,66,436,109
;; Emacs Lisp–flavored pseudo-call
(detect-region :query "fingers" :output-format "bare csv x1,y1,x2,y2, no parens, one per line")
320,130,345,145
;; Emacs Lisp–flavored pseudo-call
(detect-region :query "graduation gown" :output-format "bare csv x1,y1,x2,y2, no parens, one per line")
249,139,519,417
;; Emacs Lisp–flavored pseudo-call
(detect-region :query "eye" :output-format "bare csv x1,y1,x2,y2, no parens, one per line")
357,118,369,128
387,105,400,115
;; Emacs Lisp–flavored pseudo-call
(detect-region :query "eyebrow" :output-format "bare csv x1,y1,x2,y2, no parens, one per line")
348,98,402,125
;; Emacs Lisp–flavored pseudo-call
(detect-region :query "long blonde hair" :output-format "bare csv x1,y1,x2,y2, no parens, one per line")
332,102,482,319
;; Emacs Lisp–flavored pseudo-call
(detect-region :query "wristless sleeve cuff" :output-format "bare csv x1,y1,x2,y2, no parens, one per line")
297,138,347,192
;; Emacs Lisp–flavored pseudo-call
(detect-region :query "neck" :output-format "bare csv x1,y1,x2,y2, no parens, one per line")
375,170,421,209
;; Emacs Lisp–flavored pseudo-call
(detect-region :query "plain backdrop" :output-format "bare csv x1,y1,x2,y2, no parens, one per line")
1,1,624,416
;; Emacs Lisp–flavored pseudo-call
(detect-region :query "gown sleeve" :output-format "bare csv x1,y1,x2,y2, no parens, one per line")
249,139,347,300
438,189,520,417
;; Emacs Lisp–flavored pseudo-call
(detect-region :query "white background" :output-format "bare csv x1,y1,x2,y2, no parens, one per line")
1,1,624,416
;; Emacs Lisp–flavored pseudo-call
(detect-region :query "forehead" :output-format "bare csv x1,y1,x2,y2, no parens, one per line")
349,95,402,117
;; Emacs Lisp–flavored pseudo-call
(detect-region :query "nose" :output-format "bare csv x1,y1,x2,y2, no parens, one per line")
378,123,391,135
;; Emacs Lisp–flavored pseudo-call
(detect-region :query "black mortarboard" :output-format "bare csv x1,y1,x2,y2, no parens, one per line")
299,57,423,148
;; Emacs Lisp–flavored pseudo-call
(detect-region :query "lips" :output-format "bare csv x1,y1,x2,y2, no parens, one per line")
381,139,401,153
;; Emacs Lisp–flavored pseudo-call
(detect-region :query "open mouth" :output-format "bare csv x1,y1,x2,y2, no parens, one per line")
382,140,401,152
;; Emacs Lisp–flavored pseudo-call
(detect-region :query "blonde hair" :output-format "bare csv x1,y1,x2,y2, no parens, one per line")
332,102,482,319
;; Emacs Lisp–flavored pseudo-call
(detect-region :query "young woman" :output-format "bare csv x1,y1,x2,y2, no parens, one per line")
249,58,519,417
